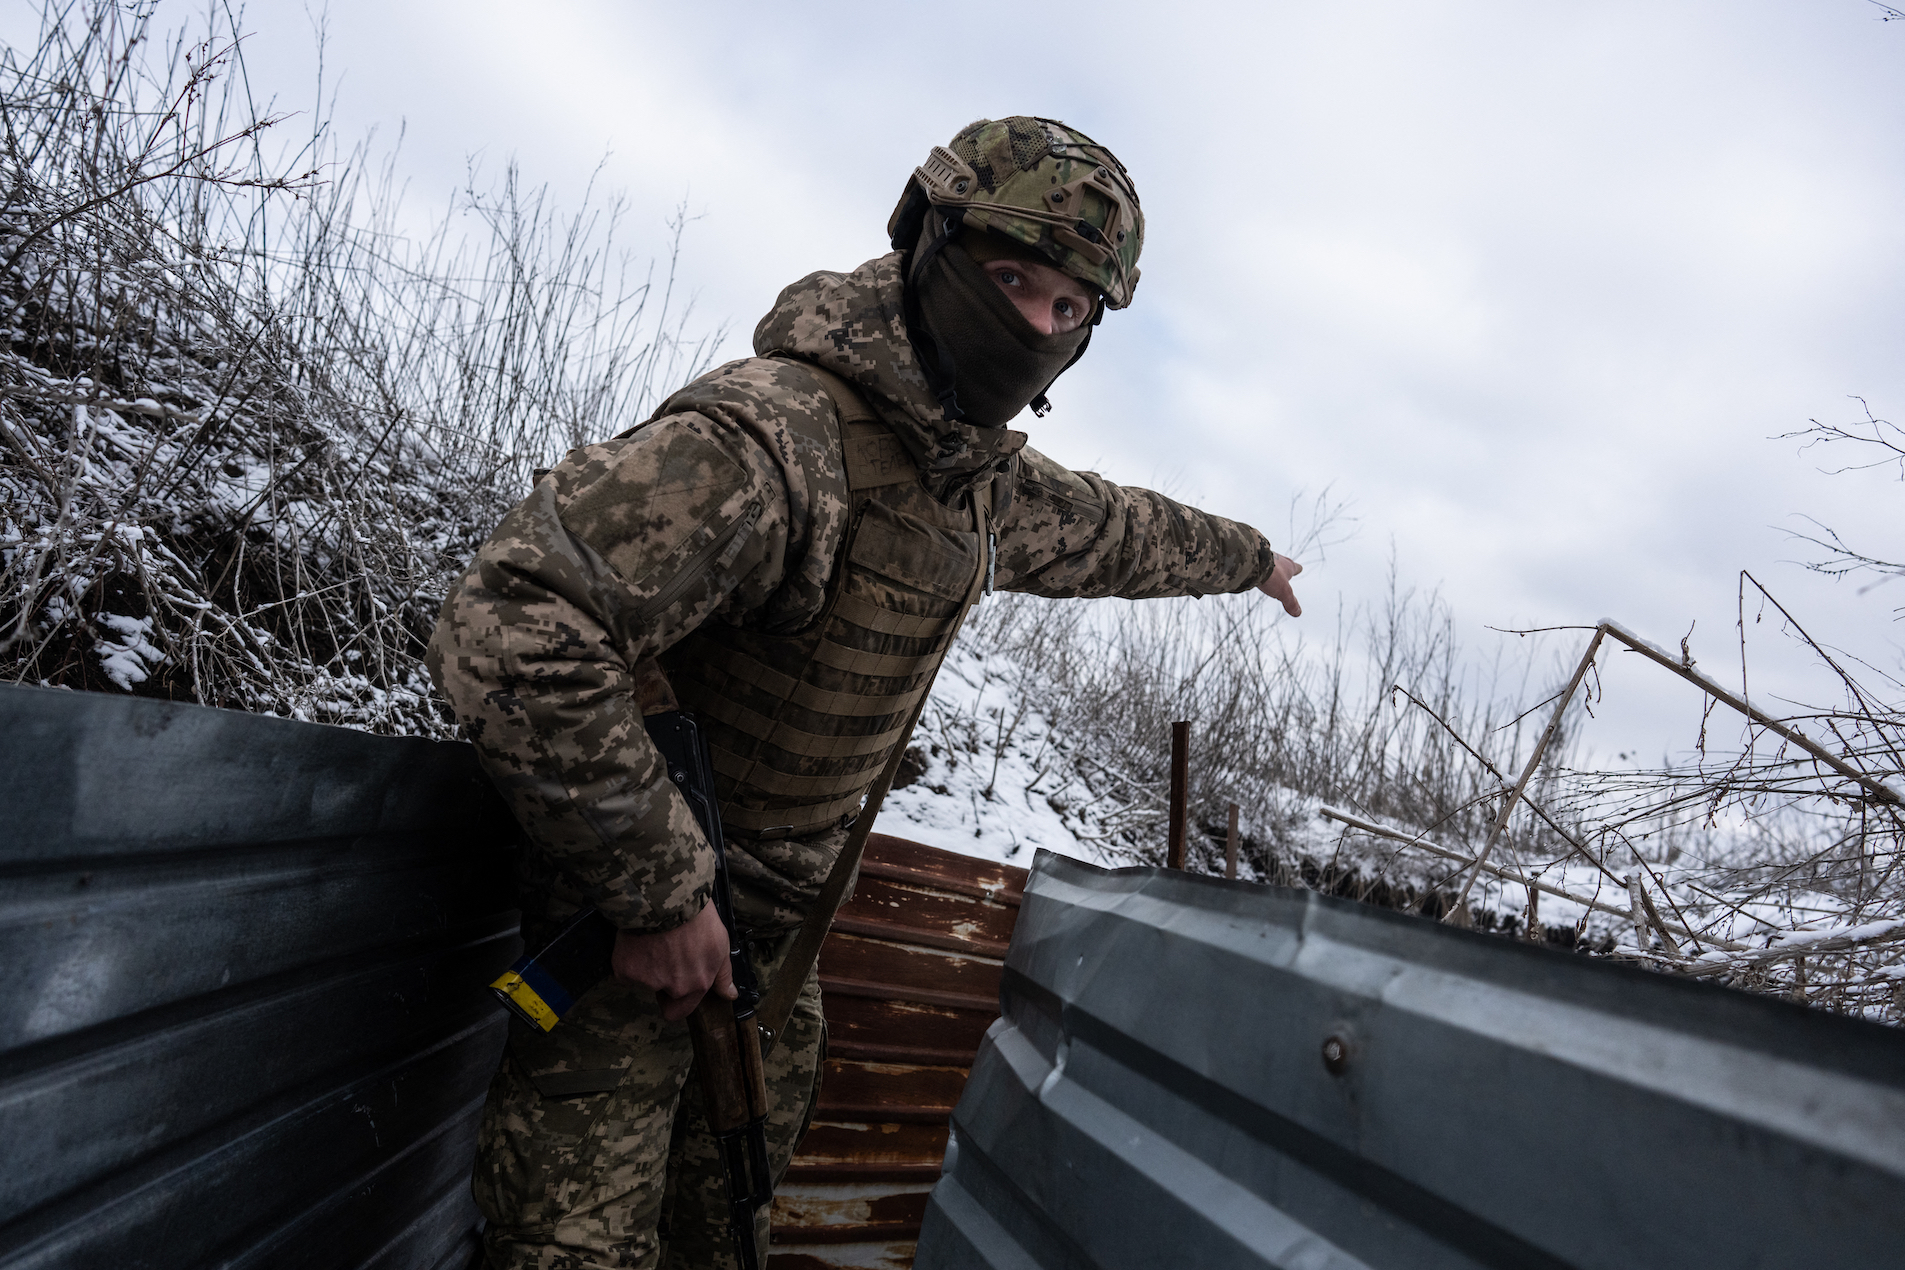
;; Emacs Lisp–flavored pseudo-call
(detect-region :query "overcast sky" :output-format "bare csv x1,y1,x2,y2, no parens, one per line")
25,0,1905,757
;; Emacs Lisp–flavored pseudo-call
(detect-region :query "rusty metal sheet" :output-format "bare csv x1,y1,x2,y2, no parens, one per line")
828,875,1019,958
786,1121,952,1178
769,833,1026,1270
852,839,1025,903
824,996,1000,1066
820,936,1006,1011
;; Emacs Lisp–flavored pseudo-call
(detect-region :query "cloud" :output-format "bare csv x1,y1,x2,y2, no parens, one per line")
12,0,1898,751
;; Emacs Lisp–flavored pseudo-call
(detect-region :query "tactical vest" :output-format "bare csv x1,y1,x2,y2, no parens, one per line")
658,364,991,840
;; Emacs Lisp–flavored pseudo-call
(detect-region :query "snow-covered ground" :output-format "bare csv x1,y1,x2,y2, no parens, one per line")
877,620,1900,1020
881,632,1618,937
883,634,1332,872
883,640,1104,869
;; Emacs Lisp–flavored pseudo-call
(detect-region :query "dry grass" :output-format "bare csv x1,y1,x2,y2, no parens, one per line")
954,546,1903,1022
0,1,721,732
953,577,1556,911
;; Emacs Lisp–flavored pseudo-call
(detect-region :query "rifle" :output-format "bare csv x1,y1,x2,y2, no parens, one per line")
487,709,773,1270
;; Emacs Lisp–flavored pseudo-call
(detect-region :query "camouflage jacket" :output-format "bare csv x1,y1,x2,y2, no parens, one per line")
428,251,1277,937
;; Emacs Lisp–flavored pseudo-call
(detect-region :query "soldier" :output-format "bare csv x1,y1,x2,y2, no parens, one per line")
429,115,1304,1270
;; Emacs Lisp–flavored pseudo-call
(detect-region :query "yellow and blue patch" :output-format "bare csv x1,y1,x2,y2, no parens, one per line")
489,961,575,1033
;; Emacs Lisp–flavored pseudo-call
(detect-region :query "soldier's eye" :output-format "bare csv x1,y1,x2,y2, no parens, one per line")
997,269,1020,286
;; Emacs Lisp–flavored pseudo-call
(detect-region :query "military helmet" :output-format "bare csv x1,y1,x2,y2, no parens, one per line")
889,117,1144,309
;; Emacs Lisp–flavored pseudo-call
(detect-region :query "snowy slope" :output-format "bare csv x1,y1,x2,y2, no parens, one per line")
875,621,1855,978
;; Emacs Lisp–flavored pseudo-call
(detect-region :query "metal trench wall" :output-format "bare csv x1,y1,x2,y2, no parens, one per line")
0,685,520,1270
920,851,1905,1270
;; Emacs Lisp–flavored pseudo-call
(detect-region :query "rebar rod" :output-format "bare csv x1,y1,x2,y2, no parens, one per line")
1167,721,1189,870
1225,802,1239,880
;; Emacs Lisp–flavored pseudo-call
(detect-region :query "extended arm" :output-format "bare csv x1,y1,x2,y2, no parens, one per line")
993,445,1290,603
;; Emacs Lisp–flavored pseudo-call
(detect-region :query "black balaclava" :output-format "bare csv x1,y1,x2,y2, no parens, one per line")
911,225,1093,428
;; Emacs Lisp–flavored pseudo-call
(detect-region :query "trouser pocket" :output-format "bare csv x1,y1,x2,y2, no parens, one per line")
474,979,693,1269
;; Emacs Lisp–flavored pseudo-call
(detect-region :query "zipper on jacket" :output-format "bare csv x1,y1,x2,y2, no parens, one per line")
633,500,763,628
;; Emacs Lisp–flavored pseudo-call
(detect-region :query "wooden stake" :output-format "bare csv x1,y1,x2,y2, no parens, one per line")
1225,803,1240,880
1626,873,1651,955
1167,721,1189,870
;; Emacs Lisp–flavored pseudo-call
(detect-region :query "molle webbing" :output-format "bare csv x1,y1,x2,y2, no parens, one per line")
660,361,989,840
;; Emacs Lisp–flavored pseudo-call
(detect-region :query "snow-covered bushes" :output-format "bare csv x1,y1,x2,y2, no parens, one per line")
891,583,1558,900
892,579,1905,1023
0,2,717,731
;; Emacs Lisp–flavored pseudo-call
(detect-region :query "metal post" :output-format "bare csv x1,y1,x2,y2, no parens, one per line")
1224,803,1239,880
1167,721,1189,870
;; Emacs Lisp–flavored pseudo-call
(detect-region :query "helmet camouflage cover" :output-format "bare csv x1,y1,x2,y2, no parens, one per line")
891,116,1144,309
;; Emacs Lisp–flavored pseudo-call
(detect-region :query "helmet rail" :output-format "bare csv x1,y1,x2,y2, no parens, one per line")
890,117,1144,310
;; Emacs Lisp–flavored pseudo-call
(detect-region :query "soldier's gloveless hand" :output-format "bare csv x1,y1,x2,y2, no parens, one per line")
1258,554,1304,617
611,900,737,1021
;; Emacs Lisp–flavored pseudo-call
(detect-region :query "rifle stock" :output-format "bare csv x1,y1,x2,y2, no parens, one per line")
687,991,775,1270
649,709,775,1270
485,705,777,1270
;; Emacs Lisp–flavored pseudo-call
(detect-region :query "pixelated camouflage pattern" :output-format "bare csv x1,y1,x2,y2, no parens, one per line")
997,444,1273,597
429,250,1275,938
473,930,825,1270
426,479,719,936
750,252,1029,482
661,425,984,847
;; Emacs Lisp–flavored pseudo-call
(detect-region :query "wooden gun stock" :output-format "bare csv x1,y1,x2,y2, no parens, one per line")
688,992,774,1270
687,993,769,1131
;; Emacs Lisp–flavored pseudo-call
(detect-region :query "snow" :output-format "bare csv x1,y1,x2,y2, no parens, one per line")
1756,916,1905,953
872,618,1870,981
881,640,1105,870
92,613,164,690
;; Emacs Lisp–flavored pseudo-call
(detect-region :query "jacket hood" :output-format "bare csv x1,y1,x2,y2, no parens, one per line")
752,251,1026,481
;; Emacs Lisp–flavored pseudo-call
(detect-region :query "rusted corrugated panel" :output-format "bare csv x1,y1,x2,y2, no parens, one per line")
769,834,1025,1270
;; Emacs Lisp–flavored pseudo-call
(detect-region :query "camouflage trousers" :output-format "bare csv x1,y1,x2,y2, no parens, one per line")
474,928,825,1270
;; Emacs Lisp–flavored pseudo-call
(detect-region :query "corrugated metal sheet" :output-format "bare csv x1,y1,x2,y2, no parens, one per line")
920,851,1905,1270
0,685,519,1270
770,835,1026,1270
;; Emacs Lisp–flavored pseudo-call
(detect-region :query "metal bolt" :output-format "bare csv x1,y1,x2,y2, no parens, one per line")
1051,190,1066,203
1321,1035,1350,1075
1097,166,1109,179
953,179,968,194
1116,229,1126,242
